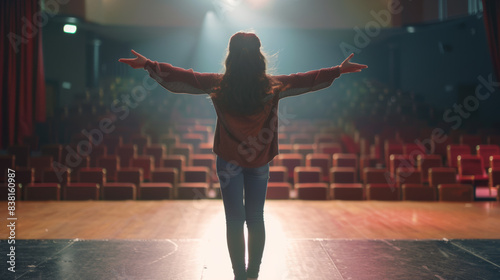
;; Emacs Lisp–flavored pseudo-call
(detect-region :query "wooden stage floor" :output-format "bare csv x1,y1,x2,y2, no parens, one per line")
1,200,500,279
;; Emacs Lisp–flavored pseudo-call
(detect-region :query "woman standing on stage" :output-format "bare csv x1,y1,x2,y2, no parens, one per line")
120,31,367,280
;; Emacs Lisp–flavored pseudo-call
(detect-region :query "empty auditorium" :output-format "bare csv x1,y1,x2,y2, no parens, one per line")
1,0,500,279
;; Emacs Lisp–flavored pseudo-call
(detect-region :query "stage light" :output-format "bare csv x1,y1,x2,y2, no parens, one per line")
63,24,77,34
406,26,415,33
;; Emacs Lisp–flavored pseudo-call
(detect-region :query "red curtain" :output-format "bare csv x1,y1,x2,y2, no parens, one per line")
482,0,500,82
0,0,46,149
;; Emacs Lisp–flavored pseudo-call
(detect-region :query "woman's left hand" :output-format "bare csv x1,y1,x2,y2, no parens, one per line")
119,49,147,69
340,53,368,74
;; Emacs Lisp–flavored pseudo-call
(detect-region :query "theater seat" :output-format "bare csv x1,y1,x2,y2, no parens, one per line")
330,183,363,200
294,167,328,200
447,144,471,168
477,145,500,168
366,183,400,201
417,154,442,184
438,184,473,202
363,168,392,185
306,153,331,182
140,168,178,200
296,183,329,200
401,184,436,201
102,183,136,200
24,183,60,201
266,182,291,199
428,167,456,189
269,166,287,183
276,154,303,184
330,167,356,183
144,144,166,168
177,166,210,199
139,182,173,200
457,155,488,187
64,183,100,200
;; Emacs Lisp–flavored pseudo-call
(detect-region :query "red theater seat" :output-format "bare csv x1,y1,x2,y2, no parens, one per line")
293,144,316,159
330,167,356,183
366,184,400,201
491,155,500,169
116,144,137,168
457,155,488,187
139,183,172,200
333,153,357,169
131,135,151,155
363,168,392,185
417,154,442,184
170,143,193,165
402,184,436,201
269,166,287,182
447,144,471,168
306,153,331,182
278,144,293,154
294,167,322,183
266,182,291,199
384,141,404,168
438,184,474,202
97,156,119,182
131,156,154,181
88,145,107,167
117,168,143,189
78,168,106,188
276,154,303,183
294,167,328,200
477,145,500,168
102,183,136,200
178,166,210,199
42,169,71,190
144,144,167,168
181,133,204,153
395,167,422,188
428,167,457,189
317,143,343,156
389,154,414,176
29,156,53,182
64,183,100,200
330,183,363,200
24,183,60,201
198,143,214,154
159,134,179,148
403,143,427,156
102,135,123,155
162,154,186,175
142,168,178,199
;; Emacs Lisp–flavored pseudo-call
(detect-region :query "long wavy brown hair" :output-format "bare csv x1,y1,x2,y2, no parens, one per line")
212,32,282,115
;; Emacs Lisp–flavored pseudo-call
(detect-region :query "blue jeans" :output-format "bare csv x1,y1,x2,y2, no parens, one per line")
216,156,269,280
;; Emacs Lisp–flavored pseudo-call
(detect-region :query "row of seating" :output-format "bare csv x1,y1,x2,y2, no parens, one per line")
2,161,498,201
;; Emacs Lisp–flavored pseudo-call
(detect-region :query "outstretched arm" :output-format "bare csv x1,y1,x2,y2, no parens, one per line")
276,53,367,99
119,50,220,95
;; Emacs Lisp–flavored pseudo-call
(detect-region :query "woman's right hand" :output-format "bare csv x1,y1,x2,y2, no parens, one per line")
119,49,147,69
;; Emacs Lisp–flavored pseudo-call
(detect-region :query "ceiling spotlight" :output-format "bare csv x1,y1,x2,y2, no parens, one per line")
63,24,77,34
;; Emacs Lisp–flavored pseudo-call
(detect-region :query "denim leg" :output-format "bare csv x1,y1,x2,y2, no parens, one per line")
217,157,247,280
243,164,269,278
